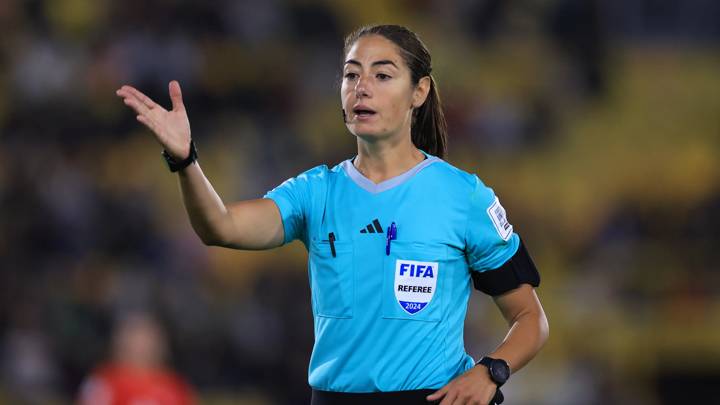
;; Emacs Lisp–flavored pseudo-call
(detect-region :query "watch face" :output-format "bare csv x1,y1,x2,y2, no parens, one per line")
491,360,510,383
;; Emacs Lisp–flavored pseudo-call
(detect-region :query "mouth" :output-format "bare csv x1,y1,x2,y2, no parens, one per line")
352,107,377,119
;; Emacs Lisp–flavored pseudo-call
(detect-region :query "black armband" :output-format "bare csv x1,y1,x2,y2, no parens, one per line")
471,238,540,296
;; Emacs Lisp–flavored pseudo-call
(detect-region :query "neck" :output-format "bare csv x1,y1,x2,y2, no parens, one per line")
354,134,425,184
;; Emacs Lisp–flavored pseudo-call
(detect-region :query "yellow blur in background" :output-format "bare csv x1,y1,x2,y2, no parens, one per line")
0,0,718,404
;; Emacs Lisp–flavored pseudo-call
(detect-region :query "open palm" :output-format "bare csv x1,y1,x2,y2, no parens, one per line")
116,80,191,160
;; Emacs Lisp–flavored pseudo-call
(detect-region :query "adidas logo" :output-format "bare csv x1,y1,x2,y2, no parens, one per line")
360,219,384,234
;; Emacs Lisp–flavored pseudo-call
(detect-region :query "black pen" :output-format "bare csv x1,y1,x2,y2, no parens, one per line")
328,232,336,257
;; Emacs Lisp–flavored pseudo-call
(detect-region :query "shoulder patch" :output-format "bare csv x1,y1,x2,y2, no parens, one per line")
487,197,513,241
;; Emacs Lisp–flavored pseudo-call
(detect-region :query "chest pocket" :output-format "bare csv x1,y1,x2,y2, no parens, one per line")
309,239,354,318
382,242,447,322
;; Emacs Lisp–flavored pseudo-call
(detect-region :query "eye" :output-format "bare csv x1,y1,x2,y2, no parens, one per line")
376,73,391,80
344,72,358,80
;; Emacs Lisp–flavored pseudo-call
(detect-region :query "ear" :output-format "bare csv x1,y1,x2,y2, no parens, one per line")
412,76,431,109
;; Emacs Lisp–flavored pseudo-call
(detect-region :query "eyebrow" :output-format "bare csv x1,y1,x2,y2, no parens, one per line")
344,59,399,69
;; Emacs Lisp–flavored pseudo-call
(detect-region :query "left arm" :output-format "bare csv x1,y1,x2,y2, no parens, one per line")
488,283,549,372
427,284,549,405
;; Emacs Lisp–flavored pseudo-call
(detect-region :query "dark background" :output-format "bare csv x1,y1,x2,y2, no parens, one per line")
1,0,719,403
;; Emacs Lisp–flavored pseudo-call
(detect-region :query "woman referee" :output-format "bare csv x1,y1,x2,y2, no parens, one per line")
116,25,549,405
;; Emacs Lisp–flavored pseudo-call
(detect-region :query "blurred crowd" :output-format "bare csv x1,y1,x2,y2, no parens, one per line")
1,0,719,404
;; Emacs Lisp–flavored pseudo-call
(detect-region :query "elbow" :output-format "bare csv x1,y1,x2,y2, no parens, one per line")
518,306,549,351
193,221,236,247
537,310,550,349
199,234,219,247
197,232,229,247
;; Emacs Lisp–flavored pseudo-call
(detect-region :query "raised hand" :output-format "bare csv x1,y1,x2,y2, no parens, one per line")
116,80,192,160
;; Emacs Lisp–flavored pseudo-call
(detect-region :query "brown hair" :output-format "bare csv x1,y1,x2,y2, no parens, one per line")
344,25,448,158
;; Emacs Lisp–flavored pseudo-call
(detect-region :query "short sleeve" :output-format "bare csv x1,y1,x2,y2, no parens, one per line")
465,177,520,272
264,168,321,247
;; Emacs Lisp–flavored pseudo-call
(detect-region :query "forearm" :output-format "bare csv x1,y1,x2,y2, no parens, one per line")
489,307,549,374
177,162,235,246
427,299,548,404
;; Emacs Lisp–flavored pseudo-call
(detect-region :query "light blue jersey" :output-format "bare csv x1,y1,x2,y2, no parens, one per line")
264,151,520,392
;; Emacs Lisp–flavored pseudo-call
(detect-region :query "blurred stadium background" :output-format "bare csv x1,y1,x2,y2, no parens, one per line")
1,0,719,404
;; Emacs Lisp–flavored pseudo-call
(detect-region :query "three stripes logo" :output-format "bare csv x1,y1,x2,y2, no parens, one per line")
360,219,384,234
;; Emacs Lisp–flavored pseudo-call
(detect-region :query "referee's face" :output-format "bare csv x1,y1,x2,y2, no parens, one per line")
342,35,419,142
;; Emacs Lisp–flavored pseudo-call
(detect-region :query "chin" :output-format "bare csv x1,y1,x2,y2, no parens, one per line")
346,124,388,141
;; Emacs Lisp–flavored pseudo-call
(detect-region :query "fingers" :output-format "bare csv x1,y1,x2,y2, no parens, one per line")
136,114,159,134
437,389,458,405
429,384,494,405
118,85,159,110
168,80,185,111
120,95,150,116
427,384,449,402
116,88,152,118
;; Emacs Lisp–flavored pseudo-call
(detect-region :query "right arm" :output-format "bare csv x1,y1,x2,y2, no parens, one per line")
177,163,284,249
116,81,284,250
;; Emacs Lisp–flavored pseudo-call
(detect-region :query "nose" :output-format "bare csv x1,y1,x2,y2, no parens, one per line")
355,75,370,98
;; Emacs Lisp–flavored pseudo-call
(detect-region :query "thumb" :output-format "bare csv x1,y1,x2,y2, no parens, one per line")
169,80,185,111
426,384,449,401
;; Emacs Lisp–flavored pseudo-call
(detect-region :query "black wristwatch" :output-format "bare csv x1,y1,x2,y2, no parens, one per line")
162,140,197,172
476,356,511,388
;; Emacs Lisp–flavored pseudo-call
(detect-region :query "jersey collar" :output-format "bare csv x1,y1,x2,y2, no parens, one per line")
340,150,440,194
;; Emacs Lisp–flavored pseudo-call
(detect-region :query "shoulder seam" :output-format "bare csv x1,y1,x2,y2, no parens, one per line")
463,176,480,256
429,160,478,188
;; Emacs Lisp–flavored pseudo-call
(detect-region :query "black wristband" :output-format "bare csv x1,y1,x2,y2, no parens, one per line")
162,140,197,172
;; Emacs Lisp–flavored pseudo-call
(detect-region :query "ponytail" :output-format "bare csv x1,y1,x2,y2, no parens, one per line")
412,76,447,159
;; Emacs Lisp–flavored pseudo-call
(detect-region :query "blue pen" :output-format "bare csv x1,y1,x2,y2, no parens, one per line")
386,222,397,255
